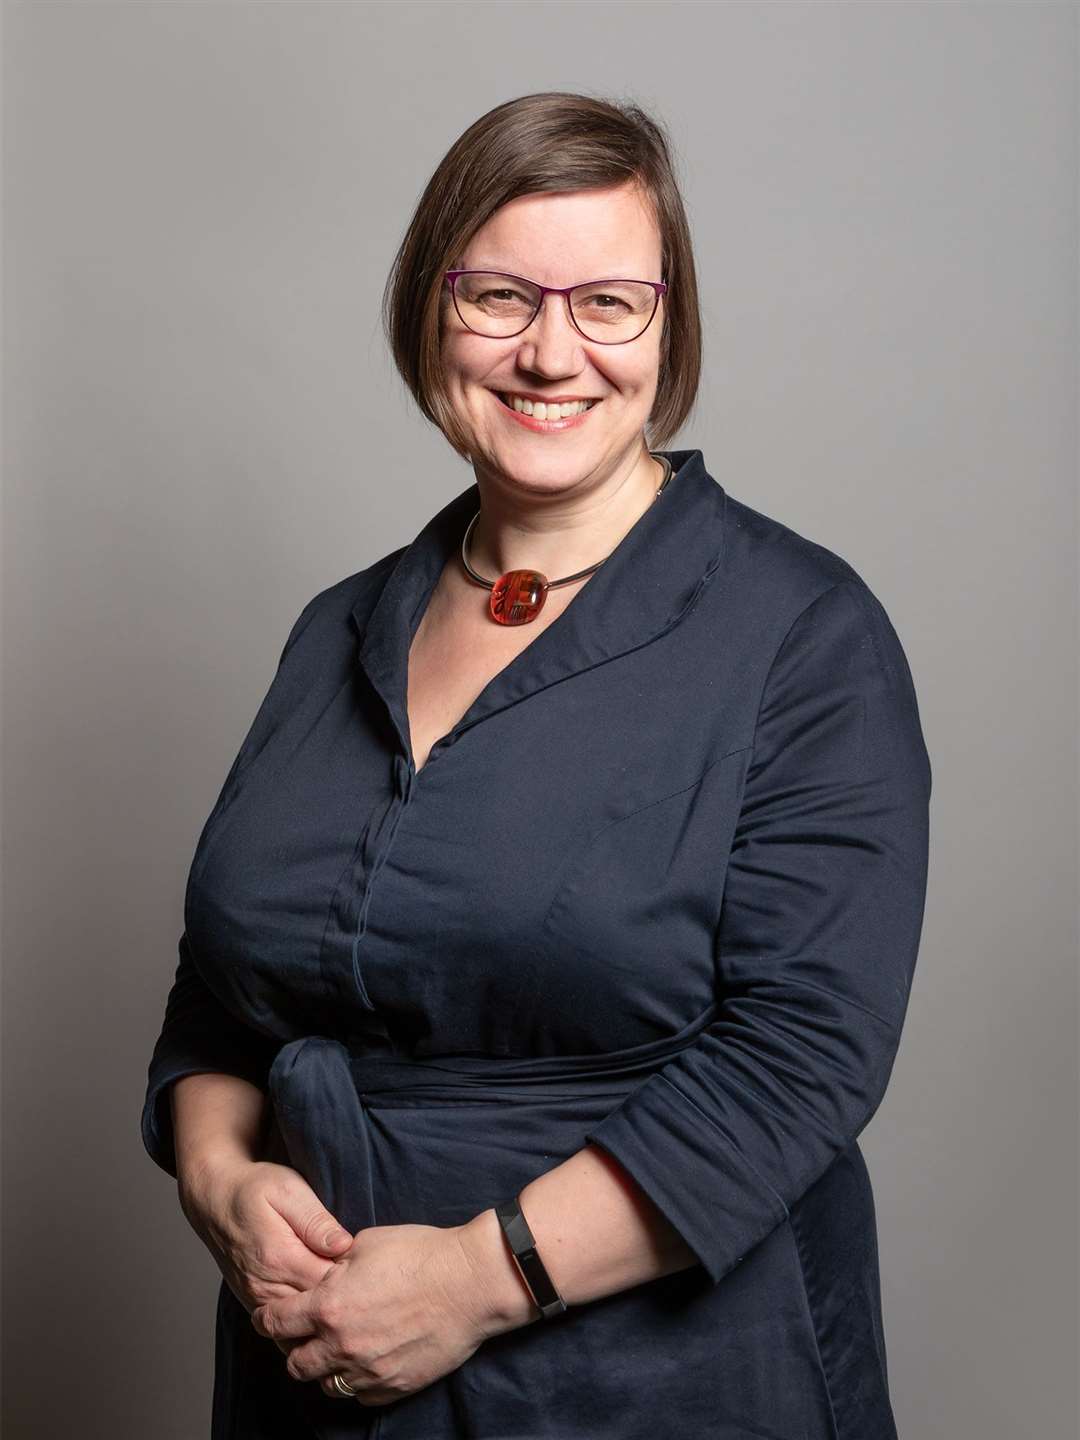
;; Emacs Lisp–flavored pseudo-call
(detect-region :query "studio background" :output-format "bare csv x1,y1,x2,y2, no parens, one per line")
2,3,1076,1437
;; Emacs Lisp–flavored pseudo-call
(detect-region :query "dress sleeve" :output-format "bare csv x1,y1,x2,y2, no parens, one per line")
583,578,932,1286
140,931,282,1179
140,594,322,1180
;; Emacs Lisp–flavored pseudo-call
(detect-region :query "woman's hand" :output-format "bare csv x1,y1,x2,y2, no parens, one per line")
250,1222,502,1407
178,1155,355,1315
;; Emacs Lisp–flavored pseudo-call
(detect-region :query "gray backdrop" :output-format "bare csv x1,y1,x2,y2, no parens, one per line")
2,3,1076,1436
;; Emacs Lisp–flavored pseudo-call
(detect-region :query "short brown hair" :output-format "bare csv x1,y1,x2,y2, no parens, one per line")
381,91,702,459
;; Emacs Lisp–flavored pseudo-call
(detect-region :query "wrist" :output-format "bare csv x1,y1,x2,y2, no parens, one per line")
455,1207,541,1338
176,1138,260,1201
171,1074,269,1191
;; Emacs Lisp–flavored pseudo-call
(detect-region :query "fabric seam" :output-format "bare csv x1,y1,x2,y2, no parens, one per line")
746,579,853,771
788,1207,842,1440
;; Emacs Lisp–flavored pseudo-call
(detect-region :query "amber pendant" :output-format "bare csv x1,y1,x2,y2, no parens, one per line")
490,569,550,626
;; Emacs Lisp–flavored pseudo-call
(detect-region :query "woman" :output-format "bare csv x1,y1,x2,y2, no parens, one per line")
142,92,931,1440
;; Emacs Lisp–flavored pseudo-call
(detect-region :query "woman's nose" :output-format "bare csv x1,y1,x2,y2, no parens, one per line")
517,293,586,374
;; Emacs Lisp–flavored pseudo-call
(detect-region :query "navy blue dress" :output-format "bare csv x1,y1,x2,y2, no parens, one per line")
141,448,931,1440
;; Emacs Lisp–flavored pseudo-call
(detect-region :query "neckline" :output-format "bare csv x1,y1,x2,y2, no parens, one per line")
351,449,727,774
457,451,674,594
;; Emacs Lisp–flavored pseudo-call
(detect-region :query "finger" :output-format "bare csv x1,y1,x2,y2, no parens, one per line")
244,1193,349,1292
320,1371,382,1404
288,1254,342,1294
250,1289,320,1342
281,1334,341,1385
270,1188,354,1257
245,1270,324,1316
254,1233,341,1296
317,1225,354,1256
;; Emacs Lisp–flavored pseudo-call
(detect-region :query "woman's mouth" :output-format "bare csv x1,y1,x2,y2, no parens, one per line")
492,391,602,432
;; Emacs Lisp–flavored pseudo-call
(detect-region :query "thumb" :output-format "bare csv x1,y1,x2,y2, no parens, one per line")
312,1215,353,1254
289,1197,353,1255
319,1223,353,1254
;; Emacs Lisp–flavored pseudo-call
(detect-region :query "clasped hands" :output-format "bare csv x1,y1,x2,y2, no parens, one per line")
179,1152,534,1408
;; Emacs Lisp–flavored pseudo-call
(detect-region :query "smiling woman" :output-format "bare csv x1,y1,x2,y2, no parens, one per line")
431,184,672,491
142,90,930,1440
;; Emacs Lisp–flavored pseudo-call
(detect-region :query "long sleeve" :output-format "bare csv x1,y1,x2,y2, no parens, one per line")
140,594,323,1180
140,930,282,1179
584,578,932,1287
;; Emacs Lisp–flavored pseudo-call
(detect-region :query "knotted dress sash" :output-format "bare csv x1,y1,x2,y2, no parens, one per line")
265,1003,720,1237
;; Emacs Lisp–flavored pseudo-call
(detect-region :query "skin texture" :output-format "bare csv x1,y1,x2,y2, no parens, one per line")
173,1073,355,1308
444,180,668,583
180,181,699,1409
179,1151,352,1311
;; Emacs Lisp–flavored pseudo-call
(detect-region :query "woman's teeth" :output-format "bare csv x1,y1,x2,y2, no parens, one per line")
499,393,598,419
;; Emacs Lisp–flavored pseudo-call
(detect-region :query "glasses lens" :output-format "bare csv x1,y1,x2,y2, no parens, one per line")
571,281,658,343
452,273,661,343
453,272,542,337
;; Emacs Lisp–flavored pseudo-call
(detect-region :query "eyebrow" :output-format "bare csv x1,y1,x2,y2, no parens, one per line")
462,265,650,282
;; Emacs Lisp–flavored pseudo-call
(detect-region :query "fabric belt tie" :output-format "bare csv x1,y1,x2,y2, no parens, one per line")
265,1003,719,1236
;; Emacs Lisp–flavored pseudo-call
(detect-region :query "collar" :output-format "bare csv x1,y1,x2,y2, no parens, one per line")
351,448,727,760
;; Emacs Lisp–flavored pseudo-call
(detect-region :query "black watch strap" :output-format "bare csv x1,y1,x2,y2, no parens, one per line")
494,1194,568,1320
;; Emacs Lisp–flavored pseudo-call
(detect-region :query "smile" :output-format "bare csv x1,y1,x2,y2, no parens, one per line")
493,391,602,432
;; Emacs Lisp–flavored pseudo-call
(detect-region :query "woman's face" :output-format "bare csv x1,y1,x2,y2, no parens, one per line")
441,182,665,498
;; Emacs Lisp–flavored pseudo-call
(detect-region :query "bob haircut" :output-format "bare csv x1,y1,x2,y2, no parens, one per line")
381,91,702,460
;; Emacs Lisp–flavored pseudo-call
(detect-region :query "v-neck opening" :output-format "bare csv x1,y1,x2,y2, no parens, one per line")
354,449,727,779
405,551,594,775
404,455,675,775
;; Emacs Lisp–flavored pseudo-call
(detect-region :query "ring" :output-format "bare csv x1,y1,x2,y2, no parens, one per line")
331,1372,358,1399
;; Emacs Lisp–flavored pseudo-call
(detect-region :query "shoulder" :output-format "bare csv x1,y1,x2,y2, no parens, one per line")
713,486,925,703
718,487,913,655
717,489,927,759
721,489,870,617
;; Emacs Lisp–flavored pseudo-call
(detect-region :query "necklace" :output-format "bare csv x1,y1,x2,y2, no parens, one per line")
460,453,674,626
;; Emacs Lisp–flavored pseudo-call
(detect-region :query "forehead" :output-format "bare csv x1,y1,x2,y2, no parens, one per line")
459,184,661,284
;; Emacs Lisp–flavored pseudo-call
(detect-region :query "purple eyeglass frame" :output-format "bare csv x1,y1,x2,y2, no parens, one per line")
444,269,668,345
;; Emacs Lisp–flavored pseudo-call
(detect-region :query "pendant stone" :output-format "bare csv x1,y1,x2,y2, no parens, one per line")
490,570,549,626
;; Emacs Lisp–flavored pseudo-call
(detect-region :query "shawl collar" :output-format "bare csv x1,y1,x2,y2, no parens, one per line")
350,449,727,762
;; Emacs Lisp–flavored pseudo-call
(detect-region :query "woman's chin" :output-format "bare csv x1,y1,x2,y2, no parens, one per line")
476,448,604,496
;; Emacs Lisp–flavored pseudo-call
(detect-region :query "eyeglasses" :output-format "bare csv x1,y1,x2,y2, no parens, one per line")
444,269,668,345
